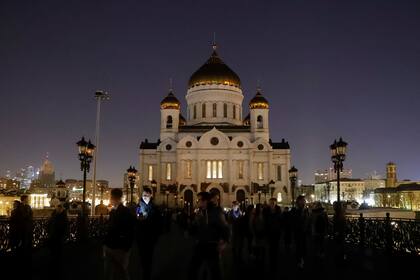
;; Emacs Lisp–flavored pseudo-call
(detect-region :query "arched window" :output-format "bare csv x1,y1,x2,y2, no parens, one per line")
223,103,227,118
193,104,197,119
233,105,236,119
257,115,263,128
202,103,206,118
166,115,173,128
213,103,217,117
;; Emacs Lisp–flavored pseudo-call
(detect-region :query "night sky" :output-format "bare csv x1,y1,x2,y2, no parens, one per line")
1,0,419,187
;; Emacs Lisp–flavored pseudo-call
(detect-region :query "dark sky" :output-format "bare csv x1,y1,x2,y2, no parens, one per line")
1,0,419,187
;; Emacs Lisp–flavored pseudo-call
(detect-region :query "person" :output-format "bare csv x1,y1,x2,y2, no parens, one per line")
243,204,255,257
136,187,162,280
281,206,292,255
250,203,265,266
291,195,310,269
47,203,69,279
333,201,347,264
188,192,230,280
18,195,33,278
265,198,282,275
9,200,21,252
228,201,244,262
310,202,329,258
103,188,136,280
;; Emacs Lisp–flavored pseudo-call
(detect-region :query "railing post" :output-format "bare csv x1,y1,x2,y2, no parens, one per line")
385,212,393,255
358,213,365,250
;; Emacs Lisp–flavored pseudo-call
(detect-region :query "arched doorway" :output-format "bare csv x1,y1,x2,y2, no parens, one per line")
209,188,221,206
184,189,193,208
236,189,245,203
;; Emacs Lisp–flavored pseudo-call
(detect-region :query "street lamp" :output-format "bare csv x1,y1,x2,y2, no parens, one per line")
91,90,110,215
77,137,95,216
288,166,298,206
257,190,262,204
127,166,137,205
330,137,348,205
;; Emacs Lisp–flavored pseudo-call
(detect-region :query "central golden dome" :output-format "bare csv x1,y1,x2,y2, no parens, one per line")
188,47,241,89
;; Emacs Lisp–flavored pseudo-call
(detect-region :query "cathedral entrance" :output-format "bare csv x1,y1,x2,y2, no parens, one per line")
184,189,193,208
236,189,245,203
209,188,221,206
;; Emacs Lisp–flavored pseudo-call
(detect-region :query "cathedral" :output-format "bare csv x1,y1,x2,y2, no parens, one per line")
139,45,292,208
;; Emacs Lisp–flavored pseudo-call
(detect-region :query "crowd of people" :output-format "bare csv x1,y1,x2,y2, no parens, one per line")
7,190,347,280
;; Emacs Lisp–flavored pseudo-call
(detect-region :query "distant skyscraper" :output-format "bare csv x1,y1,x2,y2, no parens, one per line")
38,157,55,188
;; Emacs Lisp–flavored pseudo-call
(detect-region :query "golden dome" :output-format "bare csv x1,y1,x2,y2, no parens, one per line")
188,47,241,89
249,90,269,109
160,91,180,110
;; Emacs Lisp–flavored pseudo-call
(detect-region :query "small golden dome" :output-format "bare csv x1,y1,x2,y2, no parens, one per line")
249,90,269,109
160,91,180,110
188,47,241,89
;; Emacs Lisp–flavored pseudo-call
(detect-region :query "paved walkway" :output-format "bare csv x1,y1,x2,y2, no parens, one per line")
8,223,417,280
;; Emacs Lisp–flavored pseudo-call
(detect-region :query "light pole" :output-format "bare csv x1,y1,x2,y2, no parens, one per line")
165,190,170,208
91,90,110,215
330,137,348,261
127,166,137,205
288,166,298,206
257,190,262,204
330,137,348,205
269,180,275,198
77,137,95,215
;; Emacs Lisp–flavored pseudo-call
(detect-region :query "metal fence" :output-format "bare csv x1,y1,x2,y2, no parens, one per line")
0,213,419,256
0,215,108,255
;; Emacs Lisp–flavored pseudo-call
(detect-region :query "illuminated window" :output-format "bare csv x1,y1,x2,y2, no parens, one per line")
202,103,206,118
148,165,153,181
223,103,227,118
207,161,212,179
277,165,282,181
213,103,217,117
166,163,171,180
218,161,223,179
206,161,223,179
193,105,197,119
257,115,263,128
185,161,192,179
233,105,236,119
277,192,282,202
257,163,264,180
238,161,244,179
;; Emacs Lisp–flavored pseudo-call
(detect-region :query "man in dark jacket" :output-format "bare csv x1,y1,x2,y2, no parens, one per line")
291,195,310,269
136,187,162,280
103,188,136,280
188,192,230,280
47,203,69,279
228,201,244,262
265,198,282,275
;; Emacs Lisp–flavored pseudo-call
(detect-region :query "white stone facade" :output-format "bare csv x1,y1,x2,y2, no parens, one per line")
139,47,291,207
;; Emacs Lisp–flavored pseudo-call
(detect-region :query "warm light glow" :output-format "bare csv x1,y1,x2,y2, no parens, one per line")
148,165,153,181
166,163,171,180
258,163,264,180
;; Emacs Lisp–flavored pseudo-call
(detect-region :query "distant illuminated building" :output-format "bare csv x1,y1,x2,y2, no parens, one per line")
314,167,352,184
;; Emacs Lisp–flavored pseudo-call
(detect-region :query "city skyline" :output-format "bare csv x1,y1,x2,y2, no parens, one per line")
1,1,420,188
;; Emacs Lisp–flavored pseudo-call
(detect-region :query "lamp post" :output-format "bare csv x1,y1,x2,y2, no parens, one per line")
127,166,137,205
330,137,348,261
288,166,298,206
326,181,331,204
77,137,95,216
91,90,110,215
330,137,348,205
257,190,262,204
